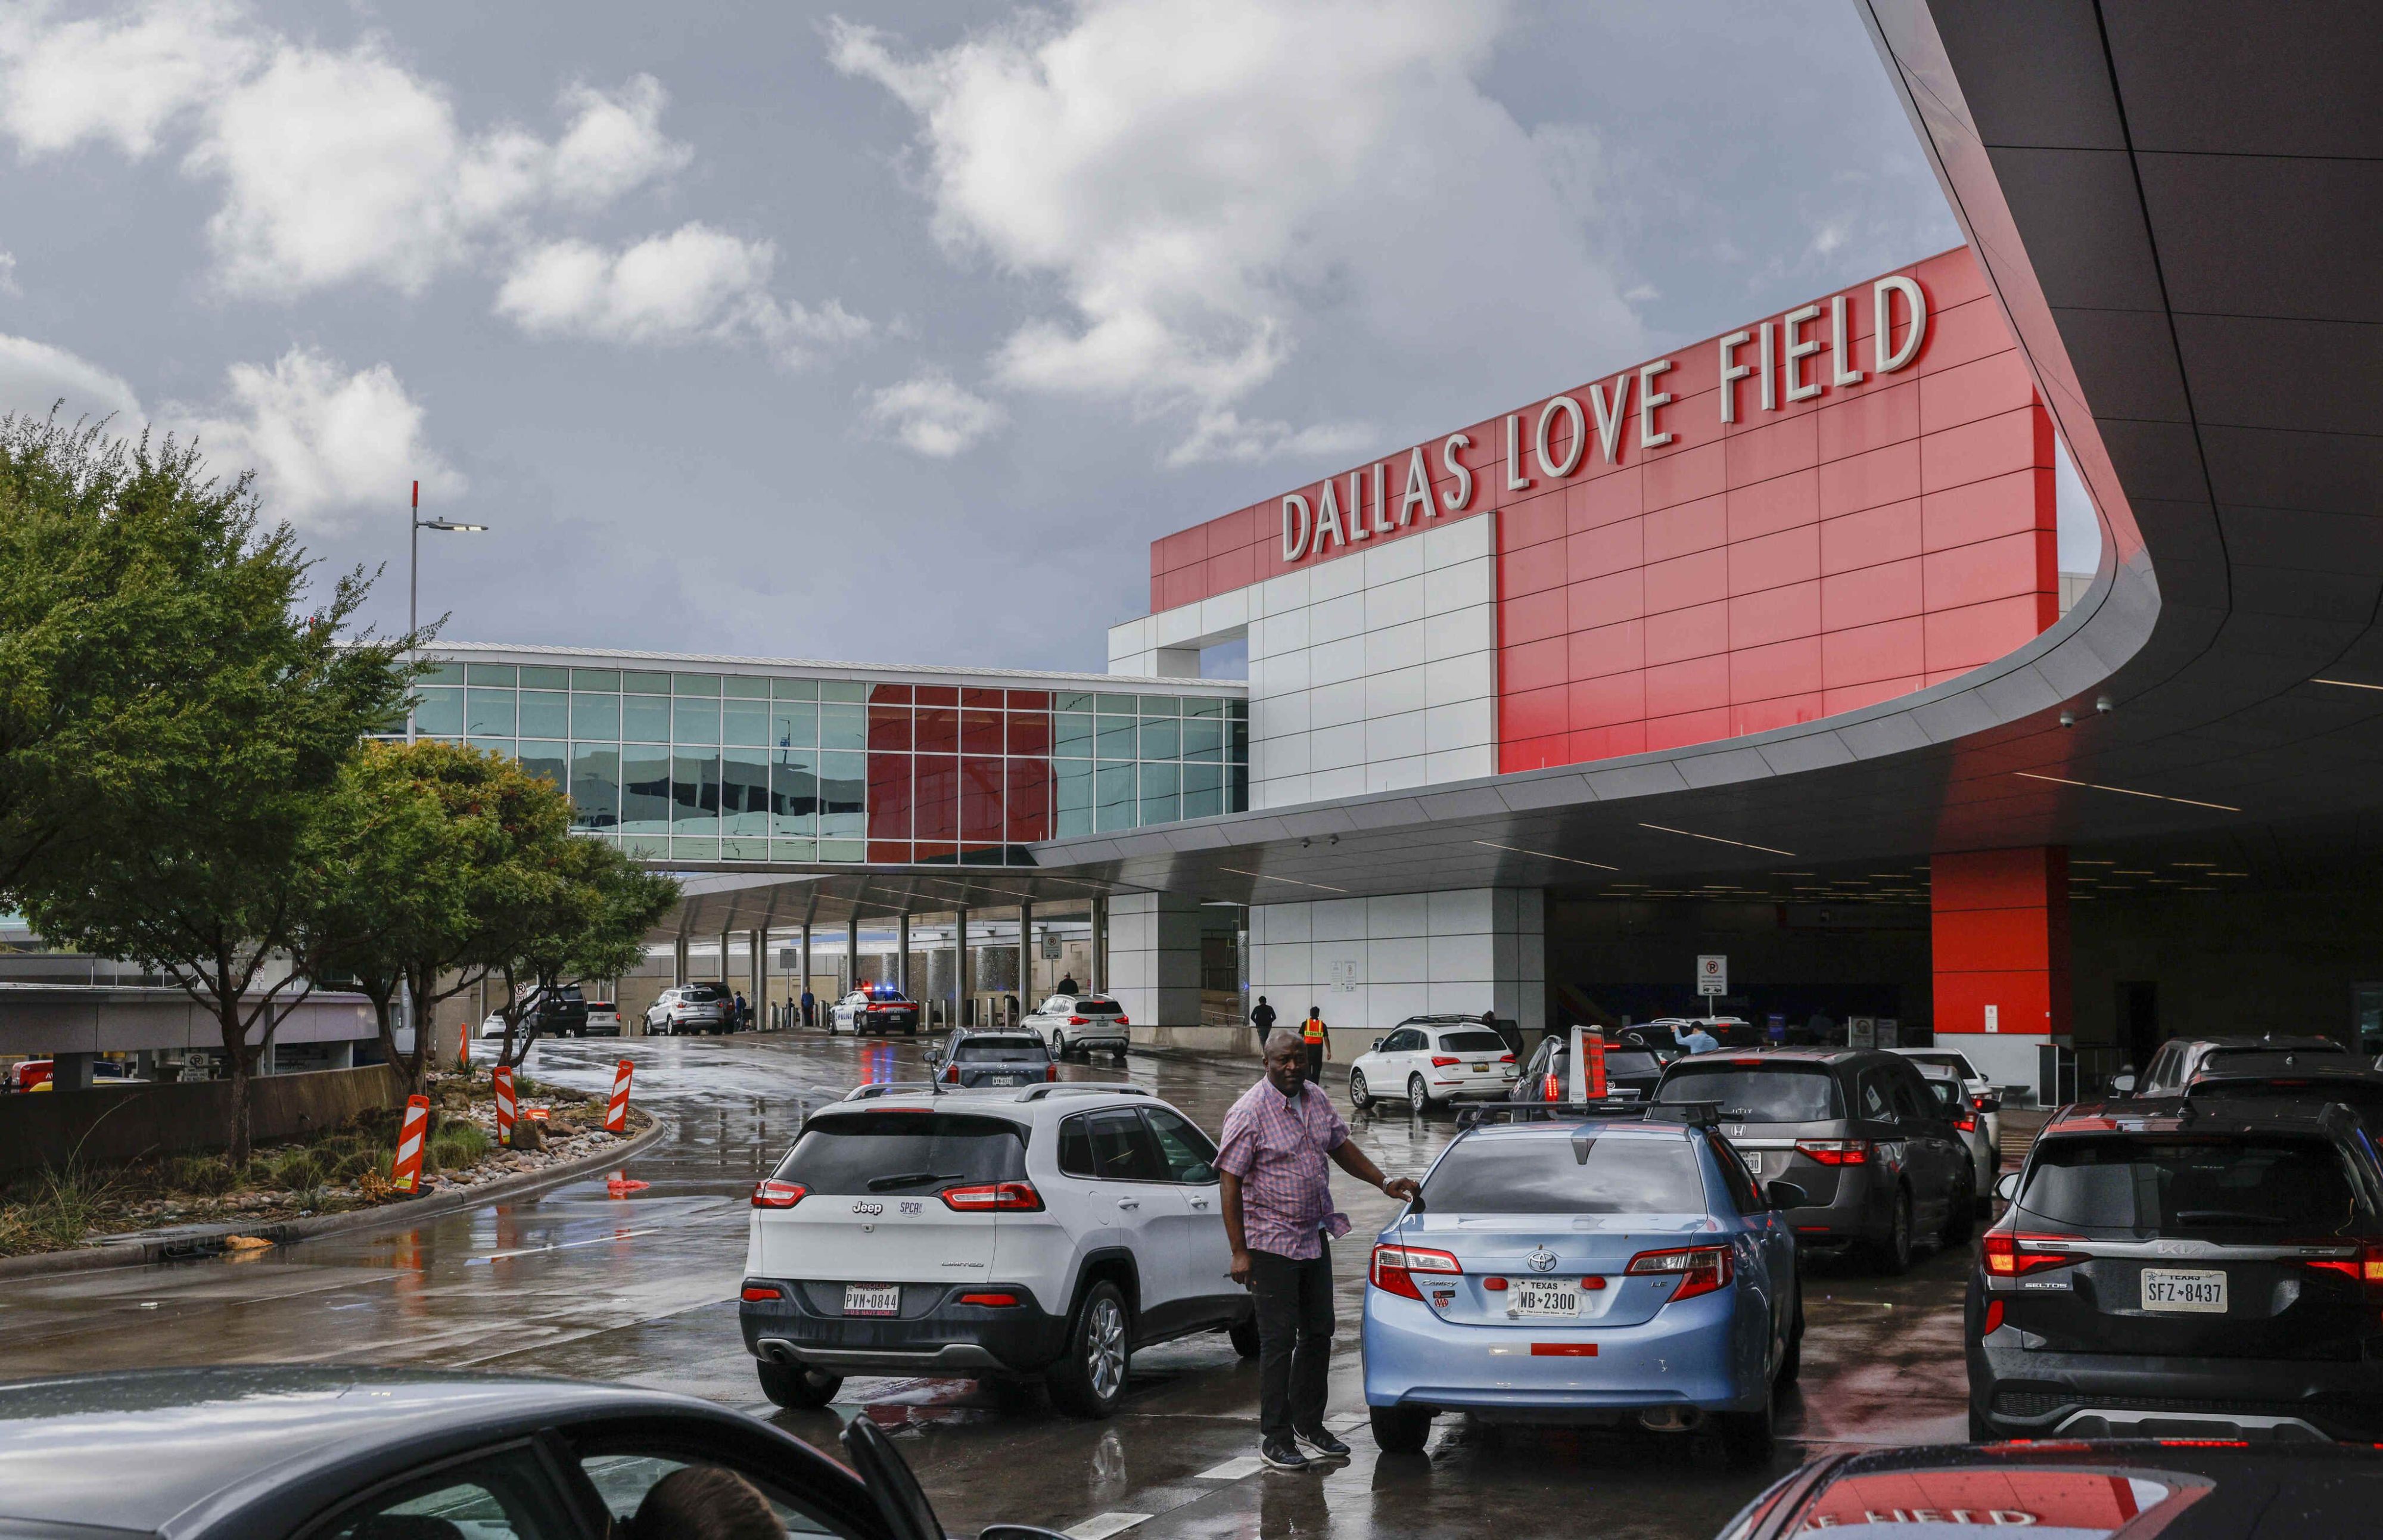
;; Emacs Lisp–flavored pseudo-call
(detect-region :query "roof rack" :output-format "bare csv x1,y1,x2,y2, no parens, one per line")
1014,1082,1151,1102
1455,1099,1725,1131
840,1081,941,1102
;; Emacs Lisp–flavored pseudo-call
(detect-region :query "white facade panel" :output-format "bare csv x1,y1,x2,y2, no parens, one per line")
1246,886,1544,1036
1364,533,1428,586
1427,746,1497,784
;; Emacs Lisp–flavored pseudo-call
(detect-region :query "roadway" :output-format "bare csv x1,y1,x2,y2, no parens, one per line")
0,1031,1975,1540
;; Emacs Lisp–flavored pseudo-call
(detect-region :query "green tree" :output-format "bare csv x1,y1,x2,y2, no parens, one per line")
484,830,678,1072
4,417,411,1163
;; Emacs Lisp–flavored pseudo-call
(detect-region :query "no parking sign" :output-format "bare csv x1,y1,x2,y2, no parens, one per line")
1696,954,1728,997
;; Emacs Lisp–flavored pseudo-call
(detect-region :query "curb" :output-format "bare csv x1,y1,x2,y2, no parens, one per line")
0,1115,668,1284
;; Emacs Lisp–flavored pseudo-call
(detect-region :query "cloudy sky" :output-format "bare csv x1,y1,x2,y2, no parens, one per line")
0,0,2012,674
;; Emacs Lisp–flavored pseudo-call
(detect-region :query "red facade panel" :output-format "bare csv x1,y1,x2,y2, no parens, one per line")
913,755,957,842
1933,846,2071,1042
960,757,1003,846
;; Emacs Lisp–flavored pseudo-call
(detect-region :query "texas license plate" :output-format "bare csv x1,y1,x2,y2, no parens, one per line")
1737,1150,1764,1177
844,1284,901,1316
990,1075,1023,1085
1508,1281,1582,1318
2141,1268,2226,1314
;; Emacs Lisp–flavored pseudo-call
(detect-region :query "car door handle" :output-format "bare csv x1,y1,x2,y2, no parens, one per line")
1187,1196,1210,1209
1116,1198,1140,1211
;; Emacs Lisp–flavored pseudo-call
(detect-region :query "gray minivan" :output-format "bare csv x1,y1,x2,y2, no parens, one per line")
1653,1048,1974,1273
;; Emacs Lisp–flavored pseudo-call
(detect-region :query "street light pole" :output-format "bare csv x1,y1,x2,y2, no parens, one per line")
405,477,489,743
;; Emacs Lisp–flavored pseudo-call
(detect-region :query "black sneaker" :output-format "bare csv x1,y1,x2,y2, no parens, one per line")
1259,1439,1312,1471
1295,1426,1351,1459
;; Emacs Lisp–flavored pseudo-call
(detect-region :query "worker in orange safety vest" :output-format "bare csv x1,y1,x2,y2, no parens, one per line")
1300,1006,1330,1084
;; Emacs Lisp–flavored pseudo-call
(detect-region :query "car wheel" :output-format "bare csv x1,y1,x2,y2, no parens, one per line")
1407,1074,1430,1113
1777,1287,1803,1387
1941,1172,1976,1247
756,1358,841,1409
1715,1399,1773,1467
1049,1030,1066,1059
1227,1315,1261,1358
1370,1403,1433,1455
1349,1069,1373,1110
1868,1186,1915,1275
1047,1280,1130,1419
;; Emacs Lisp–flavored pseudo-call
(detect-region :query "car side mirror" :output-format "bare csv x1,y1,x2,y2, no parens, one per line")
1994,1171,2021,1202
1765,1180,1809,1211
842,1417,945,1540
924,1046,943,1066
1976,1096,2002,1114
1371,1037,1384,1050
2110,1073,2137,1096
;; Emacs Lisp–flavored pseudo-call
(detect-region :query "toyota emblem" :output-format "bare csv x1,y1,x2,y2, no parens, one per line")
1526,1247,1558,1274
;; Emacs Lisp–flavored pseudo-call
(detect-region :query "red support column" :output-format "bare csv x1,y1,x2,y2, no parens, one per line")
1932,847,2070,1083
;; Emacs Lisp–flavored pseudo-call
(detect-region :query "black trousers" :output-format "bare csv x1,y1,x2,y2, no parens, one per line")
1249,1243,1334,1444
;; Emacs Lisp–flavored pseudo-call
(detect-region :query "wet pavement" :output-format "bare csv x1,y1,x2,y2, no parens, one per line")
0,1032,1974,1539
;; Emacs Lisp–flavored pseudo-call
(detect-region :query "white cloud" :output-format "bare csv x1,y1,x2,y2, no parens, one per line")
827,0,1642,465
174,347,463,532
0,332,145,424
0,0,258,158
862,371,1003,458
191,50,690,297
0,252,18,296
495,224,870,366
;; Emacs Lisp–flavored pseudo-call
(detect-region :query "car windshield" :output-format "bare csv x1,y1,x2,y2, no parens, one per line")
682,985,726,1001
1072,998,1122,1015
1604,1051,1665,1077
775,1112,1028,1193
1922,1078,1964,1113
1656,1065,1841,1122
1418,1133,1707,1214
954,1037,1046,1063
2205,1042,2345,1065
1904,1052,1978,1079
2017,1135,2375,1236
2188,1079,2383,1115
1435,1031,1508,1053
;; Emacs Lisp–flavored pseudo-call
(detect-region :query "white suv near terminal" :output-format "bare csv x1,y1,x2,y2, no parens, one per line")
739,1084,1254,1417
1022,993,1131,1062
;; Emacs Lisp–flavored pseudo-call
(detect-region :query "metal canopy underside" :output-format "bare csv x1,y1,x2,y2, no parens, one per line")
663,868,1138,938
997,0,2383,907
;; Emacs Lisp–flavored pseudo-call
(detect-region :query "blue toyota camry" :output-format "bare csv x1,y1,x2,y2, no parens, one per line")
1362,1105,1803,1463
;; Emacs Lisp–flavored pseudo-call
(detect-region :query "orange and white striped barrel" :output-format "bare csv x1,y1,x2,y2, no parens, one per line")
492,1065,516,1143
604,1058,633,1134
390,1094,431,1193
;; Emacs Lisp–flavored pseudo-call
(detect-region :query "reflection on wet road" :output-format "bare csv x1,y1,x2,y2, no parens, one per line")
0,1032,1974,1539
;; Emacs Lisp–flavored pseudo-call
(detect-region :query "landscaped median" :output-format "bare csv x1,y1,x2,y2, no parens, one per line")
0,1068,655,1261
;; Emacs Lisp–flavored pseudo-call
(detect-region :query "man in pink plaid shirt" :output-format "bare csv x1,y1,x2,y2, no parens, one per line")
1218,1028,1418,1471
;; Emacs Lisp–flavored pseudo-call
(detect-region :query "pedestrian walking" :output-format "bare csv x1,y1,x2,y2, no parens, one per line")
1218,1029,1418,1471
1249,995,1277,1054
733,991,750,1032
1300,1006,1329,1084
1482,1007,1520,1057
800,987,816,1028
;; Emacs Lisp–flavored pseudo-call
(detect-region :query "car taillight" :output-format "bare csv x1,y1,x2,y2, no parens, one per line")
958,1292,1020,1307
741,1284,785,1302
1499,1053,1516,1064
944,1063,960,1082
1983,1230,2085,1277
941,1181,1043,1211
1370,1243,1461,1299
1981,1299,2004,1335
1955,1113,1978,1133
1795,1139,1869,1165
1626,1245,1733,1301
1069,1015,1088,1025
1045,1063,1057,1081
2300,1241,2383,1292
1542,1072,1559,1102
1118,1015,1129,1025
751,1180,807,1209
1430,1056,1461,1068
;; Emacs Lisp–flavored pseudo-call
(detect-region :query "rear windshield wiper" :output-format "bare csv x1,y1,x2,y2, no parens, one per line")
867,1171,964,1191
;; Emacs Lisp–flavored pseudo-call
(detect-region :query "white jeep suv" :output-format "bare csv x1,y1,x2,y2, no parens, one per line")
739,1083,1255,1417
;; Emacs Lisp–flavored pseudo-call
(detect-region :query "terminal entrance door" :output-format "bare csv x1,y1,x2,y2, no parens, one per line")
2116,980,2158,1075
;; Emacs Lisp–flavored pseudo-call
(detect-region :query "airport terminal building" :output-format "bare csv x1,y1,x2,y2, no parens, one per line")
430,28,2383,1104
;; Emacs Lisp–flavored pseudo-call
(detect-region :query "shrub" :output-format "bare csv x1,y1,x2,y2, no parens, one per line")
425,1122,490,1173
270,1149,324,1192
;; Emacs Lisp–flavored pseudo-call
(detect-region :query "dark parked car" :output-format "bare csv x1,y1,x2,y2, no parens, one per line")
525,983,590,1038
2127,1034,2350,1096
1969,1097,2383,1443
928,1028,1058,1088
1653,1048,1974,1273
1510,1033,1676,1102
2174,1048,2383,1125
0,1365,994,1540
1716,1438,2383,1539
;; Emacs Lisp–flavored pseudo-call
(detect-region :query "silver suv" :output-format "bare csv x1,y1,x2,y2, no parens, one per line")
1023,993,1131,1062
645,982,731,1036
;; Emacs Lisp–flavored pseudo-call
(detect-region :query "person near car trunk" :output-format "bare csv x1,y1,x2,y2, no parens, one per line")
733,991,749,1032
1249,995,1277,1054
1056,972,1079,995
1670,1019,1720,1054
1219,1029,1420,1472
1301,1007,1329,1083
